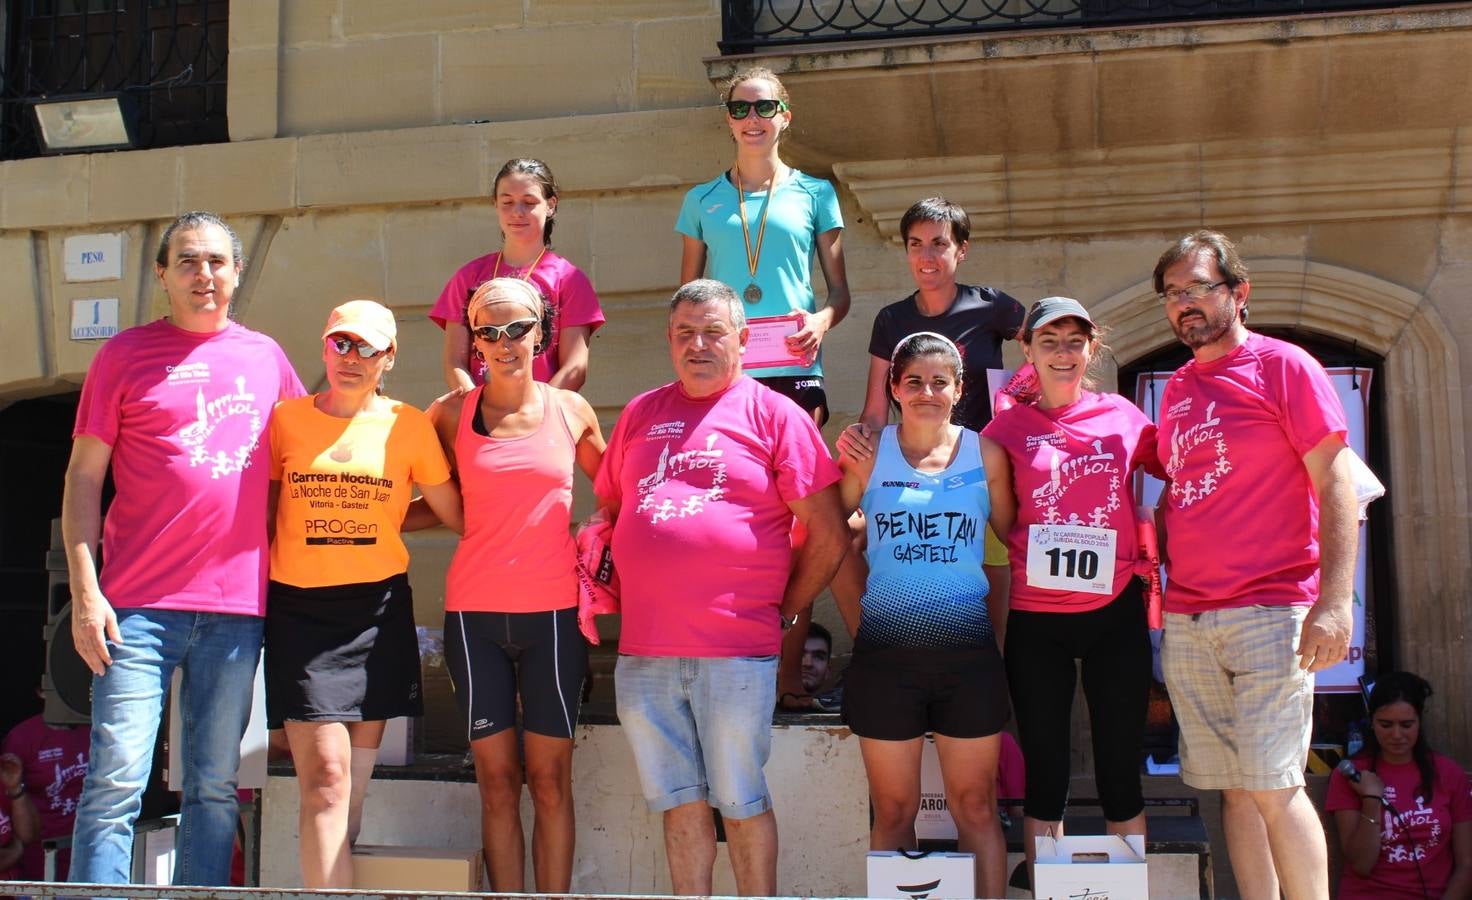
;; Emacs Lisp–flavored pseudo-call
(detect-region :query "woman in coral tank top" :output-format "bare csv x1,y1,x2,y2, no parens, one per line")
429,278,606,893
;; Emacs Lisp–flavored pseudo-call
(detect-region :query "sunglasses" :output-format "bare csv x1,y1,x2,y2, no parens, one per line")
471,318,539,343
326,334,387,358
725,99,788,120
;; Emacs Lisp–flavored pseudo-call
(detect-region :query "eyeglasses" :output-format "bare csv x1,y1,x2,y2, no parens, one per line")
326,334,387,358
471,318,539,343
1160,281,1227,305
725,99,788,120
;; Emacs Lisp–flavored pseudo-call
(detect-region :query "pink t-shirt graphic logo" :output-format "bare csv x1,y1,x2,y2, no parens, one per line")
634,433,727,523
1031,439,1123,526
1164,399,1229,508
176,372,264,479
47,752,87,815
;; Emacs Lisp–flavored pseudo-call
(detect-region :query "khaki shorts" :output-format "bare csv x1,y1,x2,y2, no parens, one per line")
1161,605,1313,791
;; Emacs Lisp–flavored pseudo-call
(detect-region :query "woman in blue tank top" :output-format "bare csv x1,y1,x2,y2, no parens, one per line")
837,332,1016,898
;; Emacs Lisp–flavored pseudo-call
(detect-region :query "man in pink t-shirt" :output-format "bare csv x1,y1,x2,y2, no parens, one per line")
594,280,846,897
1152,230,1358,900
61,211,304,889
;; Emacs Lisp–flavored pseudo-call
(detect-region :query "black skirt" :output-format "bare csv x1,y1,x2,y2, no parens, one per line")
265,572,424,728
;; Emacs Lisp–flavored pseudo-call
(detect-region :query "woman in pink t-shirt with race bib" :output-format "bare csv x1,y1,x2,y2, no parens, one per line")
980,297,1165,881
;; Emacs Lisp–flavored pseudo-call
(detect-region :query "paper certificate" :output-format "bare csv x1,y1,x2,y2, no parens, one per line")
742,315,805,369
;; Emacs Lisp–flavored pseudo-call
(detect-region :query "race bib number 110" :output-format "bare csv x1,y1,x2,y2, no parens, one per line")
1025,524,1117,595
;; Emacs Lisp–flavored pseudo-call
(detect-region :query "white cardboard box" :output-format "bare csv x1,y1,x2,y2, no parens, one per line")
867,850,975,899
1034,834,1148,900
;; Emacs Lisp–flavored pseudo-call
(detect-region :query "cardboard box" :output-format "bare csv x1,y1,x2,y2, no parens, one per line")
351,845,483,892
377,716,416,766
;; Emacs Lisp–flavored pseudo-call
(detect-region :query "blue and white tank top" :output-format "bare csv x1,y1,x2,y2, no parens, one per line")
858,425,992,648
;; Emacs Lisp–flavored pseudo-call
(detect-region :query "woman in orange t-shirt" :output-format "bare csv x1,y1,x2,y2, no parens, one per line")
266,300,462,889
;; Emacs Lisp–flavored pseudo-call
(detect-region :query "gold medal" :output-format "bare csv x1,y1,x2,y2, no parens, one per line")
736,163,783,307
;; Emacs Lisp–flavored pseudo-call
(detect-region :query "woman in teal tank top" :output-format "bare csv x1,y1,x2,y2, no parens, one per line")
836,332,1016,898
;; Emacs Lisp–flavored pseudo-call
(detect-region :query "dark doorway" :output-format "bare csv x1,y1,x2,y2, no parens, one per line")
0,391,77,737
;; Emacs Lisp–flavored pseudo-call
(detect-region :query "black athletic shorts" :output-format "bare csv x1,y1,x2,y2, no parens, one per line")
444,607,587,741
757,375,829,426
264,573,423,728
843,642,1010,741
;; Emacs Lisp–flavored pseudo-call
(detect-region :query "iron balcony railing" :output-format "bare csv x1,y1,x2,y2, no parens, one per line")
0,0,229,159
721,0,1436,53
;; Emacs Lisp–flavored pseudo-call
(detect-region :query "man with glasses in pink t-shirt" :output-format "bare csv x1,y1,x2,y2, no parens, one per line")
1152,230,1358,900
594,279,847,897
62,211,304,889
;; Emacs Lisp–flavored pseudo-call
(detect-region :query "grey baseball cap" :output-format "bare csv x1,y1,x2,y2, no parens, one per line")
1024,296,1095,333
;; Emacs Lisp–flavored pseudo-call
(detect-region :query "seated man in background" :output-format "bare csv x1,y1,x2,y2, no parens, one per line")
801,622,833,696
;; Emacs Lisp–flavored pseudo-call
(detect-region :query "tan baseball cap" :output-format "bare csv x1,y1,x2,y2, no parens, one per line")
322,299,396,351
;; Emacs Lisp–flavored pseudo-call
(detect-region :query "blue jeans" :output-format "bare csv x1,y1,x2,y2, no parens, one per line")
70,609,263,886
615,655,777,819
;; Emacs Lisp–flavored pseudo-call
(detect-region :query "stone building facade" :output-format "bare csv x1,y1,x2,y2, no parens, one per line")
0,2,1467,767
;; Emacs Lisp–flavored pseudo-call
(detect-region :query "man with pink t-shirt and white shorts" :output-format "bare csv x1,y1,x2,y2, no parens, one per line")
594,279,847,897
62,211,303,889
1153,230,1358,900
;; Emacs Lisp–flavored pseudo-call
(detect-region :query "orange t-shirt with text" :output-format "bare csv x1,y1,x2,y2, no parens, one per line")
269,396,450,588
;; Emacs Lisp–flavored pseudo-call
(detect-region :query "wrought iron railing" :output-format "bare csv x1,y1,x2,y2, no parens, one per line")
0,0,229,159
721,0,1433,53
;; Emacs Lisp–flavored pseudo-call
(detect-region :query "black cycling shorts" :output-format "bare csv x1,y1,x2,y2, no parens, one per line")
444,607,588,741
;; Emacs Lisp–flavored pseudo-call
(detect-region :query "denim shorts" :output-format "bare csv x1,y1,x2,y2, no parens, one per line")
615,654,777,819
1161,605,1313,791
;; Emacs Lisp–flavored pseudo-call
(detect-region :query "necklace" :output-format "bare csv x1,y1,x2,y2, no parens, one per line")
493,245,548,283
735,163,783,304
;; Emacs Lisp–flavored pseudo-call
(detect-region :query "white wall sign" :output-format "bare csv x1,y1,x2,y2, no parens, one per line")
71,298,120,341
63,232,125,282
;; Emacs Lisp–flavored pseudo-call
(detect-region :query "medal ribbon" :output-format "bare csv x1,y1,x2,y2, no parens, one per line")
493,244,548,284
736,164,782,289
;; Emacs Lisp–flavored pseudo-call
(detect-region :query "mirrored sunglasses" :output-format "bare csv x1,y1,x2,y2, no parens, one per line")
471,318,539,343
326,334,387,358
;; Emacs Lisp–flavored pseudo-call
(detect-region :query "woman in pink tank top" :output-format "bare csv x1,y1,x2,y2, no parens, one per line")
429,278,606,893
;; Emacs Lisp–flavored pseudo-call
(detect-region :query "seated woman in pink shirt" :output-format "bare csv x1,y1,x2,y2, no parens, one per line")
429,278,606,894
1327,672,1472,899
980,297,1164,881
